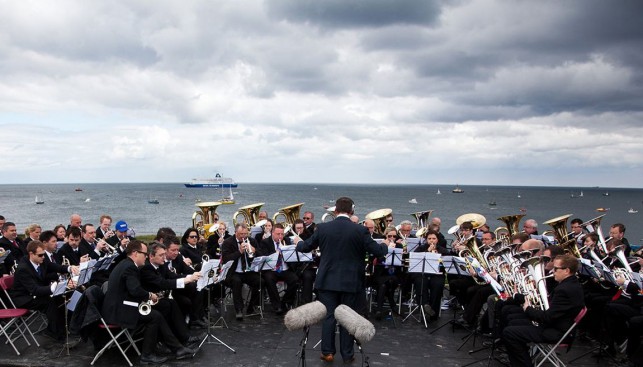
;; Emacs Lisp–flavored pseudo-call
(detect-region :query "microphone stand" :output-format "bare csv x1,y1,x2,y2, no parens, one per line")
355,340,370,367
199,267,236,353
57,277,76,357
296,325,311,367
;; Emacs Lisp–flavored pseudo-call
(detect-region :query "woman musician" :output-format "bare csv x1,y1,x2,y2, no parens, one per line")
254,219,273,244
371,226,404,320
411,229,448,321
206,222,230,260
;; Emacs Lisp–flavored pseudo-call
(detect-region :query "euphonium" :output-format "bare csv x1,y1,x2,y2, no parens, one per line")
365,208,393,236
580,215,609,256
272,203,305,227
520,255,551,310
495,214,526,244
543,214,581,257
192,201,223,238
321,206,336,222
233,202,265,227
458,236,489,286
410,209,434,231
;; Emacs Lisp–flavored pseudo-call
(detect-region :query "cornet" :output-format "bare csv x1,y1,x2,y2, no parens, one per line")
139,293,162,315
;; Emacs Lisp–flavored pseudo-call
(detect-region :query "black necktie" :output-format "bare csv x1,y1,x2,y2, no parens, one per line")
37,266,43,278
49,255,55,264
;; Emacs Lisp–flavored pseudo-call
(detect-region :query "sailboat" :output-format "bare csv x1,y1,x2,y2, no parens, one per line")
409,198,418,204
35,196,44,204
579,191,584,197
148,196,160,204
517,192,522,199
436,188,441,195
220,186,235,205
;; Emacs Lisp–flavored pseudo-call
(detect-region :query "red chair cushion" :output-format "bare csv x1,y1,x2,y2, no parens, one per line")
0,309,28,318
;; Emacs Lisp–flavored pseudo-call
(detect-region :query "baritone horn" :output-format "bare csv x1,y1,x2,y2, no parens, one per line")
272,203,305,227
192,201,223,238
411,209,433,238
233,202,265,227
495,214,525,242
365,208,393,235
321,206,336,222
543,213,581,257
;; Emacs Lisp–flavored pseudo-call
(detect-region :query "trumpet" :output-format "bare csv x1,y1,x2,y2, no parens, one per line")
97,239,116,254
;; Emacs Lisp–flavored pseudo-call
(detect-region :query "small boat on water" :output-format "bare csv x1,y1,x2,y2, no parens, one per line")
596,207,610,212
628,208,638,214
488,200,497,206
517,192,522,199
35,196,44,204
436,189,441,195
409,198,418,204
185,173,237,188
148,198,159,204
75,187,83,192
452,185,463,193
602,192,610,196
85,198,91,202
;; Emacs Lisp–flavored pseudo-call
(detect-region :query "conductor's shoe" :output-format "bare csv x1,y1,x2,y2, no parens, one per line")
320,353,334,362
175,346,197,360
140,353,168,364
343,356,355,364
374,310,383,321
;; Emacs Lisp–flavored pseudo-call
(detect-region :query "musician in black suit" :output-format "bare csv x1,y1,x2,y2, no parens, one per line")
412,229,448,321
221,223,261,320
296,197,387,363
291,219,316,304
256,223,299,314
0,222,25,274
102,240,195,364
429,217,448,249
55,227,91,265
140,243,205,333
11,241,77,340
40,230,62,279
163,236,208,325
95,215,113,240
502,254,585,367
106,220,134,265
80,223,110,260
300,211,316,240
363,219,384,239
206,222,230,259
180,227,205,270
254,219,273,244
609,223,631,256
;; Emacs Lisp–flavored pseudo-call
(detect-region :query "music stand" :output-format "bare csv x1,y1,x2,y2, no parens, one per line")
403,252,441,328
53,276,75,357
198,260,235,353
429,256,471,335
248,255,278,318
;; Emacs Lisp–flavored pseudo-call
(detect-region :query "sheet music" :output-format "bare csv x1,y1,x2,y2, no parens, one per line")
67,290,83,311
405,238,421,253
52,280,69,297
215,261,233,284
197,259,220,291
408,252,441,274
0,249,11,262
281,245,313,263
442,256,470,276
383,247,403,267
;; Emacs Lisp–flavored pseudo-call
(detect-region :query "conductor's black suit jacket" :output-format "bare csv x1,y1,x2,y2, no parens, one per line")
296,216,387,293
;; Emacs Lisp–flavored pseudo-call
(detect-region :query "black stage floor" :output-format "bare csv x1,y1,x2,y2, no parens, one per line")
0,304,625,367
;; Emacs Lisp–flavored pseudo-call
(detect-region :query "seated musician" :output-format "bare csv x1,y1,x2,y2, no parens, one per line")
502,254,584,367
300,211,316,241
254,219,273,244
364,219,384,239
11,240,78,340
429,217,448,249
567,218,584,245
80,223,110,259
180,227,205,270
371,226,404,320
55,226,92,265
609,223,630,256
220,223,261,321
206,222,230,259
140,242,206,331
102,240,197,364
106,220,134,265
23,223,42,246
447,221,479,309
602,250,643,357
1,222,26,275
154,227,177,242
412,229,448,321
292,219,316,304
256,223,299,314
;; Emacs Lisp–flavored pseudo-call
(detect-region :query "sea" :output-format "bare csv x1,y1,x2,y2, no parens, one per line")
1,183,641,245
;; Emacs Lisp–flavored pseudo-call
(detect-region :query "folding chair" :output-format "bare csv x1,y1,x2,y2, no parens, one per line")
84,286,141,367
0,275,47,334
532,306,588,367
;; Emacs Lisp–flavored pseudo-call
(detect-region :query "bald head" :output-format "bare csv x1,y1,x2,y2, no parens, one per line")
364,219,375,234
70,214,82,228
520,239,544,255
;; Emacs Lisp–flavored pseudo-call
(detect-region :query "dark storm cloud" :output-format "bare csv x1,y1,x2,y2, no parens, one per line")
266,0,444,29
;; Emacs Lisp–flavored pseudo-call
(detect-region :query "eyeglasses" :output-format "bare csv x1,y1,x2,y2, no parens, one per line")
386,219,393,222
35,253,45,258
303,217,311,220
553,266,567,271
387,235,396,238
188,235,198,239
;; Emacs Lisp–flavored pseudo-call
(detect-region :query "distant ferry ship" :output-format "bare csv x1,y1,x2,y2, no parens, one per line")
184,173,238,188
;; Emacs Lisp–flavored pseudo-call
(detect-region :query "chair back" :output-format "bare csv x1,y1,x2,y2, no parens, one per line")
0,275,14,291
573,306,587,324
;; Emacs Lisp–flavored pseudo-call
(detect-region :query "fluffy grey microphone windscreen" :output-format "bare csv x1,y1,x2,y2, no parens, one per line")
334,304,376,343
284,301,327,331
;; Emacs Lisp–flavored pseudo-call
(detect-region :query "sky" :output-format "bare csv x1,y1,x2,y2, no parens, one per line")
1,0,642,187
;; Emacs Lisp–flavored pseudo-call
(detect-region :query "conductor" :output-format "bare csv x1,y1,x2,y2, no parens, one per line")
296,197,387,363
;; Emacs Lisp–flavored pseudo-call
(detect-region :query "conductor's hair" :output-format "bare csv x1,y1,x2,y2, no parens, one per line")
126,240,146,255
335,197,354,215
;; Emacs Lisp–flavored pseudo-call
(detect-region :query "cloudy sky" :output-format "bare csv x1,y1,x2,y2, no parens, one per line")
1,0,642,187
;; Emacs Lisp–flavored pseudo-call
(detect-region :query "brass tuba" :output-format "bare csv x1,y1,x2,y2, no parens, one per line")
579,214,609,256
495,214,526,242
543,214,581,257
272,203,305,227
410,209,433,238
192,201,223,238
365,208,393,235
232,202,265,227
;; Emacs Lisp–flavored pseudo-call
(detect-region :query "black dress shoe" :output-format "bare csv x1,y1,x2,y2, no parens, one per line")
246,306,256,315
187,334,204,344
236,311,244,320
140,353,168,364
189,319,207,329
374,310,383,321
175,346,197,360
154,342,173,355
343,355,356,364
